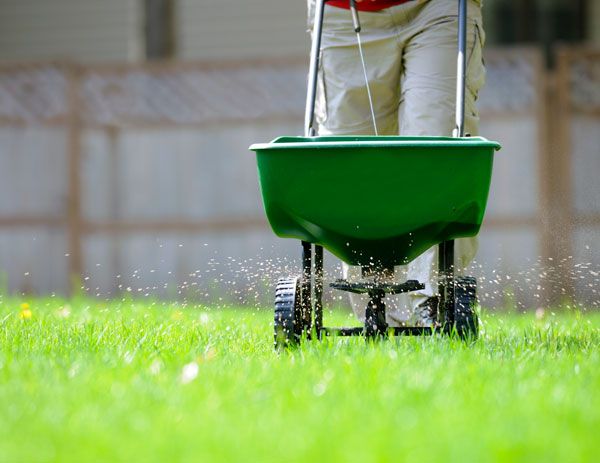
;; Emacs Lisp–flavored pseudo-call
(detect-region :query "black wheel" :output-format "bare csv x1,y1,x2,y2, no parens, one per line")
452,276,479,340
274,277,303,349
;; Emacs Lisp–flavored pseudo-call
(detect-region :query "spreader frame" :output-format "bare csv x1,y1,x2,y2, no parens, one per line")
266,0,487,346
289,243,474,342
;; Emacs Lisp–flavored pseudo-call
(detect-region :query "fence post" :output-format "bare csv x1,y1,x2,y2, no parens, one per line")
546,48,575,304
535,50,556,307
66,64,84,293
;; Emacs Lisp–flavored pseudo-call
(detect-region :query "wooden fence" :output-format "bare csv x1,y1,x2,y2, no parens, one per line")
551,47,600,303
0,47,598,306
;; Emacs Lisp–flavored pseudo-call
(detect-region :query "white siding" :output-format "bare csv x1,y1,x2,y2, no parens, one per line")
176,0,309,60
0,0,143,62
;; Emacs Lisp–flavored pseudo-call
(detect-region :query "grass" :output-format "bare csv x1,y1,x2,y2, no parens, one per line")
0,297,598,463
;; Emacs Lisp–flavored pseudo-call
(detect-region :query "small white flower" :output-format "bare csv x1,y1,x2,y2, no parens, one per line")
57,306,71,318
313,383,327,397
68,363,80,378
149,360,162,375
123,351,135,364
535,308,545,320
181,362,199,384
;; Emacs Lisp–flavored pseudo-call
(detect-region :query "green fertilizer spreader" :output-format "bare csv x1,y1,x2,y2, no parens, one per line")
250,0,501,347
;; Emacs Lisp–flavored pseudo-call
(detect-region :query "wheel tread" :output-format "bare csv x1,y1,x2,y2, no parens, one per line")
274,277,302,349
453,276,479,340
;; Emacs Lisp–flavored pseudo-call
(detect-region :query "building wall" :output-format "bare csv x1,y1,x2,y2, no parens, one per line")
0,0,596,63
0,0,142,62
591,0,600,44
176,0,308,60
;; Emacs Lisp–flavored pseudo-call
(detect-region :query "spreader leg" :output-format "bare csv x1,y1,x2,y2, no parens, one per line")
438,240,455,326
364,291,388,338
314,245,324,337
301,241,313,332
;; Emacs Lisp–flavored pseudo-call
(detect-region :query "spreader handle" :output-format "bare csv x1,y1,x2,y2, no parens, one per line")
350,0,361,33
454,0,467,138
441,0,467,330
304,0,327,137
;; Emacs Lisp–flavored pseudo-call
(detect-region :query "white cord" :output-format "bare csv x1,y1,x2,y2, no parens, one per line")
356,31,379,136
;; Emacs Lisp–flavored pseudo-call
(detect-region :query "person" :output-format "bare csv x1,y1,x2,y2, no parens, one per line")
308,0,485,326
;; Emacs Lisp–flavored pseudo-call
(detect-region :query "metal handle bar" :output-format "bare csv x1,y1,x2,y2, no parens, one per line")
454,0,467,138
304,0,327,137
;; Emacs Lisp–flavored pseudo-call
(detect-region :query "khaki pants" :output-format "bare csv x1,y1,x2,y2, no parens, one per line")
308,0,486,324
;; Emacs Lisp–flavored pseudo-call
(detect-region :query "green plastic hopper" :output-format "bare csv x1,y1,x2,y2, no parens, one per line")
250,135,500,268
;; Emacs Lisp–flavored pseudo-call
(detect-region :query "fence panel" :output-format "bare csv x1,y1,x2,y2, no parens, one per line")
0,50,597,308
556,48,600,305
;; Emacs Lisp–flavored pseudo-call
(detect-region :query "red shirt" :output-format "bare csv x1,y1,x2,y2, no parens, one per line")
327,0,413,11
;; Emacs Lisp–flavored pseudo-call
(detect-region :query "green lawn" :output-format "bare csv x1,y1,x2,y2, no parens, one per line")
1,297,598,463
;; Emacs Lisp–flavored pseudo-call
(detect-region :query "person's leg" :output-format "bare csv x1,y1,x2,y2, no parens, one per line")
398,0,485,136
308,1,404,322
311,3,402,135
397,0,486,317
